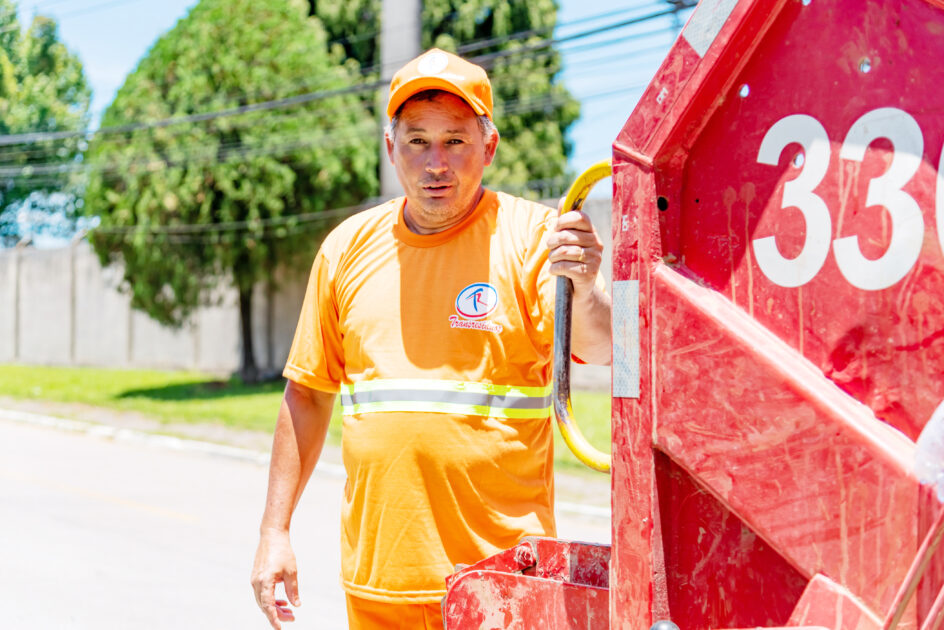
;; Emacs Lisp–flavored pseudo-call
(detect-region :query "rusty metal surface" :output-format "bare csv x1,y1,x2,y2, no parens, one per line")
611,0,944,629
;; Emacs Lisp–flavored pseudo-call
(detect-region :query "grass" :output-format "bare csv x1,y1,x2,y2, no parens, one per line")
0,364,611,473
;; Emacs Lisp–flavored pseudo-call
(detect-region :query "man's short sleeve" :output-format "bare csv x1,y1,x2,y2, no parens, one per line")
283,247,345,393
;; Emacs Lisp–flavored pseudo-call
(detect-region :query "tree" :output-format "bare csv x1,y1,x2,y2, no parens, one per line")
311,0,579,199
85,0,378,382
0,0,90,246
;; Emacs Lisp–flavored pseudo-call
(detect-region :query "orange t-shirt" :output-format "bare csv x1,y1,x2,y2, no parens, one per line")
284,189,559,604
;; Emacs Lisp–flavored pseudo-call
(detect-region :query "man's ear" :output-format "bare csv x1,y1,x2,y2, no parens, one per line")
385,132,395,165
483,130,500,167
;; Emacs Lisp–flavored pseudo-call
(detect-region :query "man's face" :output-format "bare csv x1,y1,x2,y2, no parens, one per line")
386,92,498,234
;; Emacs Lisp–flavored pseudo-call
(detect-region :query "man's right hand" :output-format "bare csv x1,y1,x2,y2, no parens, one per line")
251,529,301,629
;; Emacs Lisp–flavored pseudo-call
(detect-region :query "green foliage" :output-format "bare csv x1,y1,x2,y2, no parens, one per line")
313,0,578,199
0,0,90,244
85,0,378,329
311,0,381,72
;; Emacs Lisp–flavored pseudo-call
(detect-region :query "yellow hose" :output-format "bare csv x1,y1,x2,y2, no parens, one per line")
553,159,612,474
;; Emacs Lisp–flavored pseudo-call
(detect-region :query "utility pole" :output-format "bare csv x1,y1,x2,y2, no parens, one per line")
379,0,422,197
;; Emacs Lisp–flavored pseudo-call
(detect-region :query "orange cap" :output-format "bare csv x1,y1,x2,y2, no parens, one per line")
386,49,493,121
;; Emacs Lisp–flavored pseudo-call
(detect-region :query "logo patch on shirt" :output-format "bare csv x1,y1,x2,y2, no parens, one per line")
450,282,502,333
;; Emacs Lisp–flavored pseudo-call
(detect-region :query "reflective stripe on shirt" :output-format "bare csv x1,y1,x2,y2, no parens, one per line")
339,379,552,419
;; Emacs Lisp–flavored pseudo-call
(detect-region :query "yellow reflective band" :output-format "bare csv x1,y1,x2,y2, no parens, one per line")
339,379,552,419
342,401,552,419
341,379,551,398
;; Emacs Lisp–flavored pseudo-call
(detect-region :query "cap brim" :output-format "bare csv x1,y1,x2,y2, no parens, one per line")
387,76,488,120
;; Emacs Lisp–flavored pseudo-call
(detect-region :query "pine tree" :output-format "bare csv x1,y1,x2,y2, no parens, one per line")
84,0,378,382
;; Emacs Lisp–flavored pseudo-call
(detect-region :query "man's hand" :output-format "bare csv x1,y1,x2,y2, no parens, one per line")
546,203,612,365
251,383,334,629
251,529,301,629
546,209,604,297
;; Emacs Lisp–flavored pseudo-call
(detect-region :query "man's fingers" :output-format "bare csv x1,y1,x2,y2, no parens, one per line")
553,210,594,232
251,534,299,628
263,599,283,630
549,259,591,278
284,568,301,607
251,572,285,630
548,244,599,265
254,571,298,628
274,600,297,623
546,217,603,252
547,231,599,252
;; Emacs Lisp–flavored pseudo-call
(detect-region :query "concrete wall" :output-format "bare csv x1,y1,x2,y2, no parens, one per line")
74,249,130,366
0,197,613,388
0,241,303,375
18,247,73,365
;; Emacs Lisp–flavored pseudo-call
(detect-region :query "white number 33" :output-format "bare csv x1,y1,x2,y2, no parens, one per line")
752,107,936,290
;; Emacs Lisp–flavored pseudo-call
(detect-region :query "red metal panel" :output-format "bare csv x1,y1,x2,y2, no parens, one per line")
611,0,944,629
442,570,609,629
656,452,809,629
653,263,918,616
787,574,882,630
442,538,611,628
675,0,944,440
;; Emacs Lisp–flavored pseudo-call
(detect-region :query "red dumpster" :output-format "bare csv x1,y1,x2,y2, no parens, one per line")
444,0,944,627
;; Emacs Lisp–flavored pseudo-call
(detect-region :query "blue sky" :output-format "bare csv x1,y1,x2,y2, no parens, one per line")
15,0,690,186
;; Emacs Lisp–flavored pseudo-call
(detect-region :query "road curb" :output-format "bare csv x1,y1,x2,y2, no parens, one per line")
0,406,611,520
0,406,353,475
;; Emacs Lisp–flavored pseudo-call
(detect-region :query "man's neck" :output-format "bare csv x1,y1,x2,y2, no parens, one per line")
402,187,486,235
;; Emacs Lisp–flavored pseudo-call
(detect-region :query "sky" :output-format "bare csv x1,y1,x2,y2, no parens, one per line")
14,0,692,191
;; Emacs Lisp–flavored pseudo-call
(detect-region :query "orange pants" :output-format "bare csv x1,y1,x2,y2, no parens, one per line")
345,594,444,630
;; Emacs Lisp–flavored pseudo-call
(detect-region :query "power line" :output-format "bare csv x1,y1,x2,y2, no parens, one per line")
0,33,668,181
0,31,658,165
3,2,645,133
57,0,149,19
1,122,378,184
21,0,75,10
0,79,384,147
0,6,688,189
0,5,678,148
90,201,366,235
1,83,647,188
2,69,652,179
469,6,678,68
1,0,149,35
459,1,668,55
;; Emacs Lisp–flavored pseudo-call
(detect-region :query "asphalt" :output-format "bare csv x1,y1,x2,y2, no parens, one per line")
0,401,611,629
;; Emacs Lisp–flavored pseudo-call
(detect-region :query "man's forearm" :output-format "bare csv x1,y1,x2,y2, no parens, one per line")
571,285,613,366
260,382,335,533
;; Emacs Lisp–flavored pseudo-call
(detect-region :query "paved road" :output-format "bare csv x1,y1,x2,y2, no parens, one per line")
0,415,610,629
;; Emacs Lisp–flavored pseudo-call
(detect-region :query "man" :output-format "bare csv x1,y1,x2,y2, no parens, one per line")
251,48,611,629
